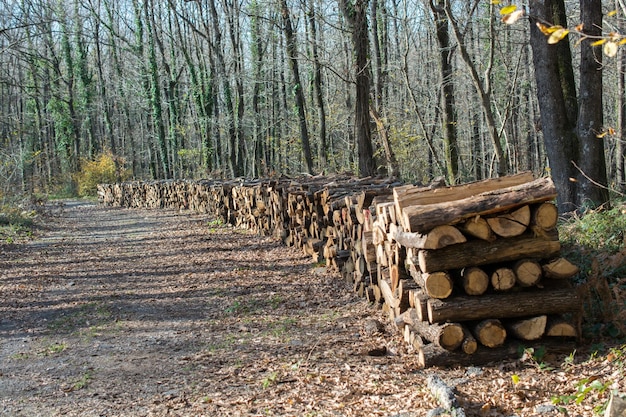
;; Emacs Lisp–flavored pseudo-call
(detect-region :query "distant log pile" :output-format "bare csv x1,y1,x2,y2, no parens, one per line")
98,172,580,367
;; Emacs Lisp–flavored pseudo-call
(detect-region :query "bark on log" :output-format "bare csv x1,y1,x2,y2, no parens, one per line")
417,233,560,273
402,176,556,233
394,172,535,227
427,288,581,323
417,339,577,368
426,374,467,417
398,310,465,351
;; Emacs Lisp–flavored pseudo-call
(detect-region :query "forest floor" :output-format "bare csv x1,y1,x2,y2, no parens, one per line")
0,201,624,417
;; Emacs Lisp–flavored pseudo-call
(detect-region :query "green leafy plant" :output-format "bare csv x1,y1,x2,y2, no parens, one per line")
261,371,278,389
551,377,612,414
72,370,93,390
41,342,67,355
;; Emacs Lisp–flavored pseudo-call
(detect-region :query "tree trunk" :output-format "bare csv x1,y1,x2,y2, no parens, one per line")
307,0,328,170
528,0,578,213
430,0,459,184
339,0,376,177
280,0,314,175
576,0,609,208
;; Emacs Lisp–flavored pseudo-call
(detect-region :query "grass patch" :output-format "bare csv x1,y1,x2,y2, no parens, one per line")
0,203,37,244
72,370,94,391
47,302,114,336
40,342,67,356
559,201,626,340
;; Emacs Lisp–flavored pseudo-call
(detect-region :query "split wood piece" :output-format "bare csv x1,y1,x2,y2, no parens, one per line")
427,287,581,323
388,223,467,249
486,205,531,238
410,264,454,299
376,242,389,267
459,216,496,242
417,233,560,273
379,277,399,310
461,328,478,354
513,259,543,287
506,315,547,341
473,319,507,348
417,339,577,368
390,263,409,292
410,320,465,351
372,221,387,245
461,267,490,296
402,176,556,233
397,277,417,312
491,267,517,291
542,257,580,279
531,202,558,231
376,202,396,230
409,289,429,321
545,316,578,337
362,231,376,264
402,323,419,348
426,374,467,417
361,208,374,232
394,172,535,228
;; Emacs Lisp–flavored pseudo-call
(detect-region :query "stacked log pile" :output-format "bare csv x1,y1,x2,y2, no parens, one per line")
378,173,581,367
97,172,580,367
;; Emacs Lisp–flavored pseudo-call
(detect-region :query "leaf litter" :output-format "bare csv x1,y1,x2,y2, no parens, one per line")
0,201,623,416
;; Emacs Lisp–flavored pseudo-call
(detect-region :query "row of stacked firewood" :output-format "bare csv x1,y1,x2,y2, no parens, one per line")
98,172,581,367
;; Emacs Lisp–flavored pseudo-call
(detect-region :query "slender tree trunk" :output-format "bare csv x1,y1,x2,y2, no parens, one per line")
618,7,626,190
444,0,507,176
280,0,314,174
430,0,459,184
308,0,328,169
143,0,170,179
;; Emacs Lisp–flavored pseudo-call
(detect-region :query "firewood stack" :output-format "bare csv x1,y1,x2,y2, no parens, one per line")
98,172,581,367
371,172,581,367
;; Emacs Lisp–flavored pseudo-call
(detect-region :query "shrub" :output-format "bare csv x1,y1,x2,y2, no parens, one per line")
74,152,129,197
559,201,626,339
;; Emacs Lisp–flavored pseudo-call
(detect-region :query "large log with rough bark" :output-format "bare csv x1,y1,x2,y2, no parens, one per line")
416,232,561,273
418,339,577,368
427,288,581,323
394,172,535,225
402,176,557,233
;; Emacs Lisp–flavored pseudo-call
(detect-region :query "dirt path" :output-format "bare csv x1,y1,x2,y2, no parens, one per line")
0,202,438,416
2,202,622,417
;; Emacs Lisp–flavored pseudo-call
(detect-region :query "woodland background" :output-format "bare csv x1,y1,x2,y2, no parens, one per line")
0,0,625,211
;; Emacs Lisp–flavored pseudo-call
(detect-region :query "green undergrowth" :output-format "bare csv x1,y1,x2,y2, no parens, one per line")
0,201,38,244
559,200,626,340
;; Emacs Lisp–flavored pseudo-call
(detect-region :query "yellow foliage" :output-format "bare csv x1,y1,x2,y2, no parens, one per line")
74,152,129,197
499,5,517,15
